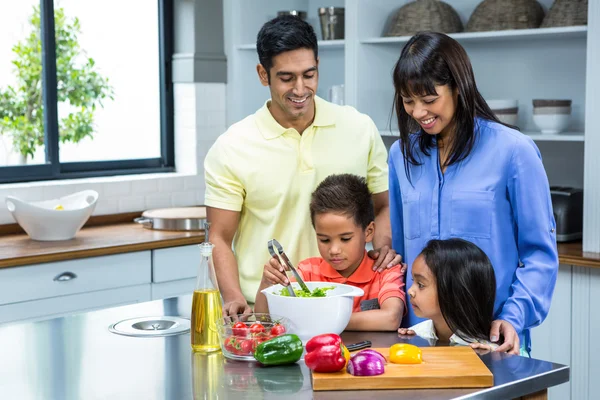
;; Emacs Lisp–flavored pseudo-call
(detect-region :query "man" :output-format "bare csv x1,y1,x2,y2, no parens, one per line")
204,16,400,316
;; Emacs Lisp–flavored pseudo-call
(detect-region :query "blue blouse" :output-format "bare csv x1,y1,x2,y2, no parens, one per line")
389,118,559,350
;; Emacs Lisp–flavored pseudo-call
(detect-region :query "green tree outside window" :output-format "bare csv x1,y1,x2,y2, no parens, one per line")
0,6,113,163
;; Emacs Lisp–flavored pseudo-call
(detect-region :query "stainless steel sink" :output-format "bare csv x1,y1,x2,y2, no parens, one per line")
109,316,190,337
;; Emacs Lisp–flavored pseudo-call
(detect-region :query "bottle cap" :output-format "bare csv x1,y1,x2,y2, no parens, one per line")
199,242,214,256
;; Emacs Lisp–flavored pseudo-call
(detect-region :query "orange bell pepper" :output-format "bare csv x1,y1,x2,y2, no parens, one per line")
389,343,422,364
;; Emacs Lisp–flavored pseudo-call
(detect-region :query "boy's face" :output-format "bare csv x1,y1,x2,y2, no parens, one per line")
313,212,374,276
407,255,440,320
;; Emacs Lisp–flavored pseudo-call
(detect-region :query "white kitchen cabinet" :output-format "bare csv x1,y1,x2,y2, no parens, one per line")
0,284,151,325
530,264,572,400
0,251,151,326
151,278,196,300
0,251,151,305
152,244,200,283
151,245,200,300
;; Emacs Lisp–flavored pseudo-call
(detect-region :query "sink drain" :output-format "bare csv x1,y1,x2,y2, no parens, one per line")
109,316,190,337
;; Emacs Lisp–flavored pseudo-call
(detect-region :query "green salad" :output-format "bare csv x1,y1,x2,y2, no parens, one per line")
276,285,335,298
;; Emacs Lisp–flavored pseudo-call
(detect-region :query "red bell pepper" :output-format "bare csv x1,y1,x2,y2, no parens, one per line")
304,333,349,373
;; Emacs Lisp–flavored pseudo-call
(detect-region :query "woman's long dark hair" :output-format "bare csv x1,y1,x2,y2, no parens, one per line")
392,32,515,181
420,238,496,343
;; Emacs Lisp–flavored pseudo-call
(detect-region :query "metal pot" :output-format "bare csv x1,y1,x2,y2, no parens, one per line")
134,206,207,231
319,7,345,40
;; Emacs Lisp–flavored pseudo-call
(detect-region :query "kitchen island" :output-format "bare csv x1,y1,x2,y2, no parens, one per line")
0,295,568,400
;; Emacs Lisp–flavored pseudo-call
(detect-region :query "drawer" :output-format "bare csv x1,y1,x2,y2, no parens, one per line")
0,284,151,325
0,251,151,305
152,245,200,283
151,278,196,300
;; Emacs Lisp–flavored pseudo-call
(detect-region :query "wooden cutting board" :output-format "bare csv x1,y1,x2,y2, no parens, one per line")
312,347,493,391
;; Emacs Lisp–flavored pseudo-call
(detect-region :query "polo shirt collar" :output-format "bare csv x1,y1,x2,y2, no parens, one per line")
255,95,336,140
320,251,375,283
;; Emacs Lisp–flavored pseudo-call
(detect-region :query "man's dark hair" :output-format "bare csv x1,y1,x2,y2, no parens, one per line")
256,15,318,81
310,174,374,230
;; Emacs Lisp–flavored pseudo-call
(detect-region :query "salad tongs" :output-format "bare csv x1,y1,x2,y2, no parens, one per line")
267,239,310,297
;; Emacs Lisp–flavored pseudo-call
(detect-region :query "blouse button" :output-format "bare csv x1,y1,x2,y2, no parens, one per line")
551,228,556,233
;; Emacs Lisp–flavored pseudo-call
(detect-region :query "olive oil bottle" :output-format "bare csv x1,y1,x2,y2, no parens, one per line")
191,242,223,352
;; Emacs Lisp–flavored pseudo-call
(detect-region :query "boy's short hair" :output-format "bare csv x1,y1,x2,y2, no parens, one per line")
310,174,374,229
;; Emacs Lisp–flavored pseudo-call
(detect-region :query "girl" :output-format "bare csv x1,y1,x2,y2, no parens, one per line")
389,31,558,355
399,238,509,353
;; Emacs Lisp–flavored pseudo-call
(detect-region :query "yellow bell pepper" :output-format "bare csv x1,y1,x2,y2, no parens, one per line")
389,343,422,364
342,344,350,364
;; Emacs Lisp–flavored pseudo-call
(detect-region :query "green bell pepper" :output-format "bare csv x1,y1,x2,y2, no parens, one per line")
253,334,303,366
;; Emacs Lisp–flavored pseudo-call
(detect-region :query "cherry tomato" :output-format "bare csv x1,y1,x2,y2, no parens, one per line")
232,321,248,337
224,336,237,353
240,339,255,355
249,322,266,336
270,323,286,337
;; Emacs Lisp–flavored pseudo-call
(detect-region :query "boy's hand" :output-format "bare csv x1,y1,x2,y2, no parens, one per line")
368,245,403,272
261,256,290,286
397,328,416,336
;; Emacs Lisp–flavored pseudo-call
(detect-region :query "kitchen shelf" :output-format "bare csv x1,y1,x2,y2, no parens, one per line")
380,130,585,142
361,26,587,45
237,39,345,50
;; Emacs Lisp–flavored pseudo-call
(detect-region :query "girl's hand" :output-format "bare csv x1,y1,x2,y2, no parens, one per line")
470,342,494,355
490,319,520,355
397,328,416,336
261,256,289,286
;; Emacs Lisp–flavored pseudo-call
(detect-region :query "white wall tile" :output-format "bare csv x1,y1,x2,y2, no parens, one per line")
145,193,172,210
131,179,158,195
118,196,146,213
184,175,203,190
158,177,184,193
0,208,15,224
4,187,44,201
171,191,198,207
103,182,132,197
196,189,206,205
94,197,119,215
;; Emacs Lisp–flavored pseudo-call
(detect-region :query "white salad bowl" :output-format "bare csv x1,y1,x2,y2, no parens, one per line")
261,281,364,343
6,190,99,241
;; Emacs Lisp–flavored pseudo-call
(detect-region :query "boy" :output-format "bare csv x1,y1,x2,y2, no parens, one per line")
254,174,406,331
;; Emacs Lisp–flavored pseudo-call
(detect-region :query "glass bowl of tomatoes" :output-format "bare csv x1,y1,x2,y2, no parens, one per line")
217,313,291,361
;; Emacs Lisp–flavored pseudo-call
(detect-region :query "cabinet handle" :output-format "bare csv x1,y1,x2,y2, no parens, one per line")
53,272,77,282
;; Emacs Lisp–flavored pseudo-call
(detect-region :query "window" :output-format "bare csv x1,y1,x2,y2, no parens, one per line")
0,0,173,183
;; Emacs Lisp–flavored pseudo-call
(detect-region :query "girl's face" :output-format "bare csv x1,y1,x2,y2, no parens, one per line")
401,84,458,139
407,255,441,320
313,212,374,278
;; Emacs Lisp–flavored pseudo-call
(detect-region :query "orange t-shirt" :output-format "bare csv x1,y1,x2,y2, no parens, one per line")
296,251,406,313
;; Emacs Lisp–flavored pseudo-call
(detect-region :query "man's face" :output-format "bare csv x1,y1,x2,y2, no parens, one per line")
257,48,318,126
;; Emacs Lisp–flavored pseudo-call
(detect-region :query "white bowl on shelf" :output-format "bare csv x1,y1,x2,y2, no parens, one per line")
261,281,363,343
533,114,570,134
6,190,99,241
486,99,519,126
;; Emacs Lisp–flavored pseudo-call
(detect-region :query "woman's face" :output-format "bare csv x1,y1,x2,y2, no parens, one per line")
407,255,441,320
401,84,458,139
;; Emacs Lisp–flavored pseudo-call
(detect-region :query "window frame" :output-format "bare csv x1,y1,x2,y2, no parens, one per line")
0,0,174,184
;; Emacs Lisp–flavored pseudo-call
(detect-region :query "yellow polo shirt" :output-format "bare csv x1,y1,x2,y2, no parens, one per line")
204,96,388,302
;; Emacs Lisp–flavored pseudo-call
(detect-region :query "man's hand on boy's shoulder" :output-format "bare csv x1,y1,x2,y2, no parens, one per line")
368,245,403,273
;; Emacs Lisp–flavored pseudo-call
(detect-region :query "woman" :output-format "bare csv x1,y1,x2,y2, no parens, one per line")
389,32,558,356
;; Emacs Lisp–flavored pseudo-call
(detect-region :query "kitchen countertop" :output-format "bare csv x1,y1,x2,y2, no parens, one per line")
0,295,569,400
0,222,205,268
0,216,597,269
